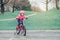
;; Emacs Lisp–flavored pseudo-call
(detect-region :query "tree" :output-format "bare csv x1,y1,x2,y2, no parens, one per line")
46,0,49,11
55,0,59,9
41,0,51,11
12,0,16,12
46,0,51,11
2,0,31,12
19,0,31,10
12,0,31,12
0,0,9,13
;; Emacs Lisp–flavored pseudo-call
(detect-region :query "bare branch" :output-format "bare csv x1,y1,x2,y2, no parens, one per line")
48,0,51,3
40,0,46,4
41,0,51,4
3,0,9,4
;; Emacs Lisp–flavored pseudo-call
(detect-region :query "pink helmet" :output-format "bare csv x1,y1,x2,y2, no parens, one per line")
20,10,24,14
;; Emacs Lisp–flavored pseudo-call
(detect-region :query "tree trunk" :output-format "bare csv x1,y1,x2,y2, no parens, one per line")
12,5,15,12
56,0,59,9
0,0,9,13
1,0,4,13
46,0,48,11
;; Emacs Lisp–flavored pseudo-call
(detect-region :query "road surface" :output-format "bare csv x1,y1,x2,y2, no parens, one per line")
0,30,60,40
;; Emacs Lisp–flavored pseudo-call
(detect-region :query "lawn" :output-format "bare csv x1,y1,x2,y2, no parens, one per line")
0,9,60,30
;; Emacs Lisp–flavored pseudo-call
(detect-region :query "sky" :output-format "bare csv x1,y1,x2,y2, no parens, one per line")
28,0,56,11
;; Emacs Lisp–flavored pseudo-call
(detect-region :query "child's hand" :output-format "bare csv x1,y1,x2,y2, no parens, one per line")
25,16,28,19
26,17,28,19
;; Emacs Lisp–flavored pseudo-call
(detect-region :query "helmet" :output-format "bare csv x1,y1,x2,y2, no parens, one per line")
20,10,24,14
20,10,25,16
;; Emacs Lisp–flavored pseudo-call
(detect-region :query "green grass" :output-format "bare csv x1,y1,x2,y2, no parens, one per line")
0,9,60,30
25,9,60,30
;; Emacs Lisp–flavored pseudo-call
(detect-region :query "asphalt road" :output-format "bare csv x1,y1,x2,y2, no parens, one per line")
0,30,60,40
